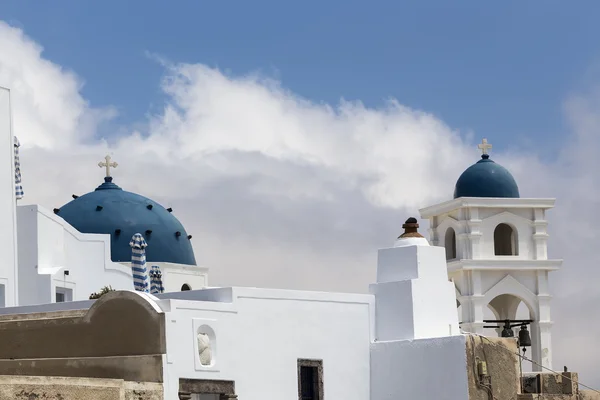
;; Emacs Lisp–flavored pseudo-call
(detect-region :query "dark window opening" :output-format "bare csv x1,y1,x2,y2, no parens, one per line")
494,223,518,256
300,366,317,399
181,283,191,291
56,292,65,303
298,359,323,400
55,287,72,303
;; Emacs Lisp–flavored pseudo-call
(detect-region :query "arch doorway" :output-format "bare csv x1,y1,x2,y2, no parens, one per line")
181,283,191,291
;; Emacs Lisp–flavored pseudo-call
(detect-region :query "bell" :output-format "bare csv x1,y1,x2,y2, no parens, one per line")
518,325,532,347
500,320,514,338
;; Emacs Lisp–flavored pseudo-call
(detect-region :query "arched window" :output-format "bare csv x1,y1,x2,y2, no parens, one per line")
181,283,191,291
494,223,518,256
445,228,457,260
196,324,217,369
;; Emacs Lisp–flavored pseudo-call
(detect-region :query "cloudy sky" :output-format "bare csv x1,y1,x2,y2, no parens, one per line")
2,0,600,388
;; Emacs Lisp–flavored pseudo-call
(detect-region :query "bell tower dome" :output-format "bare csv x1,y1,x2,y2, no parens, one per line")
418,138,562,371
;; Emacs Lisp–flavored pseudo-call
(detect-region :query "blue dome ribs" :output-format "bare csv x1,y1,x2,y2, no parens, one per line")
57,178,197,265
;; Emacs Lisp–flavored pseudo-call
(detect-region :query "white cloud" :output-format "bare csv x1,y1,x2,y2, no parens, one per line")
2,21,600,388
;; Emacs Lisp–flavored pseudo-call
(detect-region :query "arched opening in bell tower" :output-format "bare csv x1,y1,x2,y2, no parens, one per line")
494,223,518,256
445,228,457,260
485,294,534,372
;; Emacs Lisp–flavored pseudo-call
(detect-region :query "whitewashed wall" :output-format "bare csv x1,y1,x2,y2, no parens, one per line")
160,287,374,400
17,204,134,305
370,335,469,400
123,262,208,293
161,263,208,292
0,88,18,307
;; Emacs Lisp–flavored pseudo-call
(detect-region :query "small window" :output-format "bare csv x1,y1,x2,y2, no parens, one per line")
56,287,73,303
298,359,323,400
181,283,191,291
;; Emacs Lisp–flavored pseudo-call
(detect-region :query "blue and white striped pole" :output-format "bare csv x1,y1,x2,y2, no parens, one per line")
129,233,149,292
150,265,165,294
14,136,23,201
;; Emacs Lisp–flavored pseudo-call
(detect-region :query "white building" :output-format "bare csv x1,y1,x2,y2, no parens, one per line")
0,86,565,399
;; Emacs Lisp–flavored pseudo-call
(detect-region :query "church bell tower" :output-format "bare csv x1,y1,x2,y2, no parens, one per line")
418,139,561,371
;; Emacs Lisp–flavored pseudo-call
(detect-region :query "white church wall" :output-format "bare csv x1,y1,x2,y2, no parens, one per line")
16,209,51,306
370,280,416,341
150,262,208,292
433,208,536,261
460,270,537,297
0,87,18,307
17,205,134,305
478,209,535,259
371,240,460,342
370,335,469,400
118,262,208,293
376,245,448,283
370,278,458,341
161,287,373,400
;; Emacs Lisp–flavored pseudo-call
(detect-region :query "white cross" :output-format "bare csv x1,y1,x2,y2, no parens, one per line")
98,155,118,177
477,138,492,155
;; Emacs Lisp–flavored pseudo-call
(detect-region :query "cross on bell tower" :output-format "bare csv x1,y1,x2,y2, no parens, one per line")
98,155,118,177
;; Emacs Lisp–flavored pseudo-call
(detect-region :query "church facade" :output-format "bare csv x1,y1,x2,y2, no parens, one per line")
0,86,589,400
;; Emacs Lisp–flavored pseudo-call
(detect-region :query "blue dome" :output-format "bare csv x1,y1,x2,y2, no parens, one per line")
56,177,196,265
454,154,520,199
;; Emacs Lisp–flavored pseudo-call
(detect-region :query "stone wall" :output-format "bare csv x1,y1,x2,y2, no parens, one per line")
466,334,521,400
0,291,165,382
0,291,165,360
580,390,600,400
0,375,163,400
520,371,600,400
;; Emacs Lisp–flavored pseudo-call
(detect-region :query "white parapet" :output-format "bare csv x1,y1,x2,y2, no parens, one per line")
370,218,459,342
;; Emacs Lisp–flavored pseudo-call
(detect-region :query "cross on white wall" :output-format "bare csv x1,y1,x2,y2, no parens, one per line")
98,155,118,177
477,138,492,155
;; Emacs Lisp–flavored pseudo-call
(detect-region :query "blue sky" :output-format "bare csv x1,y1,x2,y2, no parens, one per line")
2,0,599,161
